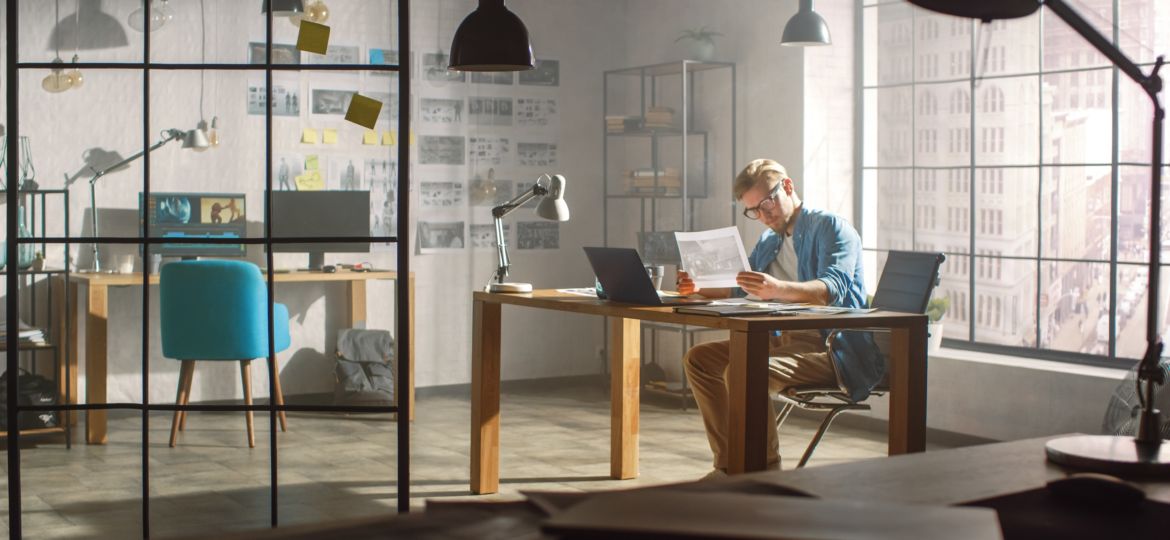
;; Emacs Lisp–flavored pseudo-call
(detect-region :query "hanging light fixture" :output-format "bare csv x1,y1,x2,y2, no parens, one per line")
780,0,832,46
48,0,128,51
261,0,305,17
128,0,176,32
42,0,73,93
291,0,330,27
448,0,535,72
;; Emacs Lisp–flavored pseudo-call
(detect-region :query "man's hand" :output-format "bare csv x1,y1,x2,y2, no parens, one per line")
736,271,786,300
676,270,699,296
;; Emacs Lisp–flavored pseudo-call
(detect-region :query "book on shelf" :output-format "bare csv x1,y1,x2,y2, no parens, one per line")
0,320,45,343
605,115,645,133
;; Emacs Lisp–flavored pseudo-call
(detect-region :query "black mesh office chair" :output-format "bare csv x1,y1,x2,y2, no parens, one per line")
774,251,946,467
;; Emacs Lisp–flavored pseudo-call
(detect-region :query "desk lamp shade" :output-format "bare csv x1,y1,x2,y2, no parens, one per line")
536,174,570,221
905,0,1040,21
262,0,305,16
448,0,536,72
781,0,831,46
182,122,210,151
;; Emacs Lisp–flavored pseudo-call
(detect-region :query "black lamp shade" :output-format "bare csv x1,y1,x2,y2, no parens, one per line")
448,0,535,72
781,0,831,46
262,0,305,16
906,0,1040,21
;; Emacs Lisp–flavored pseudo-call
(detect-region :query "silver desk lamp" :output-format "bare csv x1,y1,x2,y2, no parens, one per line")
908,0,1167,475
67,126,209,273
488,173,569,293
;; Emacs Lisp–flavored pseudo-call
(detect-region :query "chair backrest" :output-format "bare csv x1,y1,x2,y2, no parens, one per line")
160,259,287,360
871,251,947,314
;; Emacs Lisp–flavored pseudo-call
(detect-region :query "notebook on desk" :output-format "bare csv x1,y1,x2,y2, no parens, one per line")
583,247,711,307
674,304,789,317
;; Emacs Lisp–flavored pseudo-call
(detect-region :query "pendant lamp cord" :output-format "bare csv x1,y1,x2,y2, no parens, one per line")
199,0,206,122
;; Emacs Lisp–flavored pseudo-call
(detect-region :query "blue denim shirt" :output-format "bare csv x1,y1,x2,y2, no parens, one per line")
739,207,882,401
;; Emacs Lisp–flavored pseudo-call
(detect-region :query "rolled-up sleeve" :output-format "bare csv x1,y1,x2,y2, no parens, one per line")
814,219,862,307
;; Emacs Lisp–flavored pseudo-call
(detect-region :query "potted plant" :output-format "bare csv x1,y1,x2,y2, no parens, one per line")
925,297,950,353
675,26,722,61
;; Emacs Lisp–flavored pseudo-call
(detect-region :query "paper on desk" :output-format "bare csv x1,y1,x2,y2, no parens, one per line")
674,226,751,288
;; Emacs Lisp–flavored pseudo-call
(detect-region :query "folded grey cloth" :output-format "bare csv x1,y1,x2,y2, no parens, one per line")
337,328,395,365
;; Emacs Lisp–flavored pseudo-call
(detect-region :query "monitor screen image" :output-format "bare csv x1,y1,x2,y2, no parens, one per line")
140,192,247,258
269,190,371,270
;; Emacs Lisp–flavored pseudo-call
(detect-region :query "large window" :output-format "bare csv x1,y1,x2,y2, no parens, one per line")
861,0,1170,363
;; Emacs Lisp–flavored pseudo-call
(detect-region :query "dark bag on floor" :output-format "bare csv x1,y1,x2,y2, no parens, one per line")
334,329,396,407
0,368,58,429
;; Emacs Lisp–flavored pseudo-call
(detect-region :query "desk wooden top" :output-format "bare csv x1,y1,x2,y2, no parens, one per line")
739,435,1170,505
58,270,404,286
474,290,925,332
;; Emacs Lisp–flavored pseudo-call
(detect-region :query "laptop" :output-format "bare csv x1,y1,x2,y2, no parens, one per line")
583,247,712,306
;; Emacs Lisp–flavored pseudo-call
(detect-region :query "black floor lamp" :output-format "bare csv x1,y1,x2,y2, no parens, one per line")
908,0,1167,475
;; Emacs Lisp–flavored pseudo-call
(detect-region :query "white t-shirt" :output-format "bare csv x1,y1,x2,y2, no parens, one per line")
765,236,798,282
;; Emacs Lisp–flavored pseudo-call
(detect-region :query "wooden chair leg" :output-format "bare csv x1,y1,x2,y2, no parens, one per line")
170,361,195,448
241,360,255,448
269,357,288,432
178,361,194,431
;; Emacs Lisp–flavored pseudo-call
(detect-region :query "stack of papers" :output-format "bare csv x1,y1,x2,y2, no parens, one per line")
0,320,45,344
709,298,876,315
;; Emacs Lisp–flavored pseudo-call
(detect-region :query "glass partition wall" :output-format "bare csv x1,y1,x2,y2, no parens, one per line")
3,1,412,537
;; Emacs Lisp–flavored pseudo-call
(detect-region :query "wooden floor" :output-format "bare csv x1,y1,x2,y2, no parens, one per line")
1,380,937,539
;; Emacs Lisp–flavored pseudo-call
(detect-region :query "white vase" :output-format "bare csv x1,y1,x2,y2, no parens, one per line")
688,40,715,61
927,322,944,354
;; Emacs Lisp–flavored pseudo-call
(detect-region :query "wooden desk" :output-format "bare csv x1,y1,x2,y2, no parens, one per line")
52,270,415,444
471,290,928,494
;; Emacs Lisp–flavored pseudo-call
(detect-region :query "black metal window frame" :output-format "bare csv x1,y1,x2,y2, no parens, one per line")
857,0,1165,368
3,1,413,537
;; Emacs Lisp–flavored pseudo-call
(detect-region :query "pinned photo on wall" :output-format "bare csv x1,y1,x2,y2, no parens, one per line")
420,98,464,124
274,154,305,191
248,80,300,116
517,142,557,167
422,52,466,83
296,20,331,55
470,223,507,250
471,71,513,85
468,97,513,126
327,157,363,190
370,188,397,242
249,42,300,65
420,181,465,208
311,88,354,116
345,93,384,129
418,221,466,252
517,221,559,250
368,47,402,75
468,136,511,167
307,44,360,64
365,157,397,193
516,98,558,128
419,136,466,165
638,231,683,266
519,59,560,86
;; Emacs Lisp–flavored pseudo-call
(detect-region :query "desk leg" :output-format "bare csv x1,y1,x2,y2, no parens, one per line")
54,278,79,429
86,283,109,445
727,330,769,474
610,317,640,480
471,300,501,494
888,325,927,455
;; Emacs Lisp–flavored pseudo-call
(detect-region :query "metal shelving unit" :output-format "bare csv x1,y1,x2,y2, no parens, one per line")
602,60,736,407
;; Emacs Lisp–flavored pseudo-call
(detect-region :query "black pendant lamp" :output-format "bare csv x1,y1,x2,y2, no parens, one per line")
780,0,832,46
905,0,1039,21
448,0,535,72
262,0,305,17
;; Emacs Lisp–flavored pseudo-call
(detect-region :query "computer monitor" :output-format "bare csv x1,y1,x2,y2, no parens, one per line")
269,190,370,270
139,192,247,258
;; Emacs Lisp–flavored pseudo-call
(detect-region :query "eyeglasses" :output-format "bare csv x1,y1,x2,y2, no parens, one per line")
742,183,783,220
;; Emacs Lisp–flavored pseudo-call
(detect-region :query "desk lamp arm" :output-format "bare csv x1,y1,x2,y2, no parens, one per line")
489,176,550,284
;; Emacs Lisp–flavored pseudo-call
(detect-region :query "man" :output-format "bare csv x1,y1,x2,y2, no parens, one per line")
678,158,879,476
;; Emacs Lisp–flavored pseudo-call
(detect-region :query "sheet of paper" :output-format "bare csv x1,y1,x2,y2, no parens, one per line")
344,93,383,129
296,20,331,55
674,226,751,288
381,130,396,146
363,130,378,145
322,128,338,144
294,170,324,191
305,154,320,170
301,128,318,144
556,288,598,297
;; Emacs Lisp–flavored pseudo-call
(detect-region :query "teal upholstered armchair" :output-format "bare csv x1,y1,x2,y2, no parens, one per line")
160,260,291,447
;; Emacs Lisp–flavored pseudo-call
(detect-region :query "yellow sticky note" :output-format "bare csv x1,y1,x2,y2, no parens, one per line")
381,131,395,146
323,128,338,144
295,20,331,55
410,131,417,146
295,170,325,191
305,154,320,170
301,128,318,144
363,130,378,145
344,93,383,130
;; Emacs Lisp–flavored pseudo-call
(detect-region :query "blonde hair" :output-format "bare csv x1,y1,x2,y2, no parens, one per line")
733,159,788,200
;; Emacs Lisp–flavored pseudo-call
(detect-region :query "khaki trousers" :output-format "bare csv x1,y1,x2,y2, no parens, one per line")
683,331,838,470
